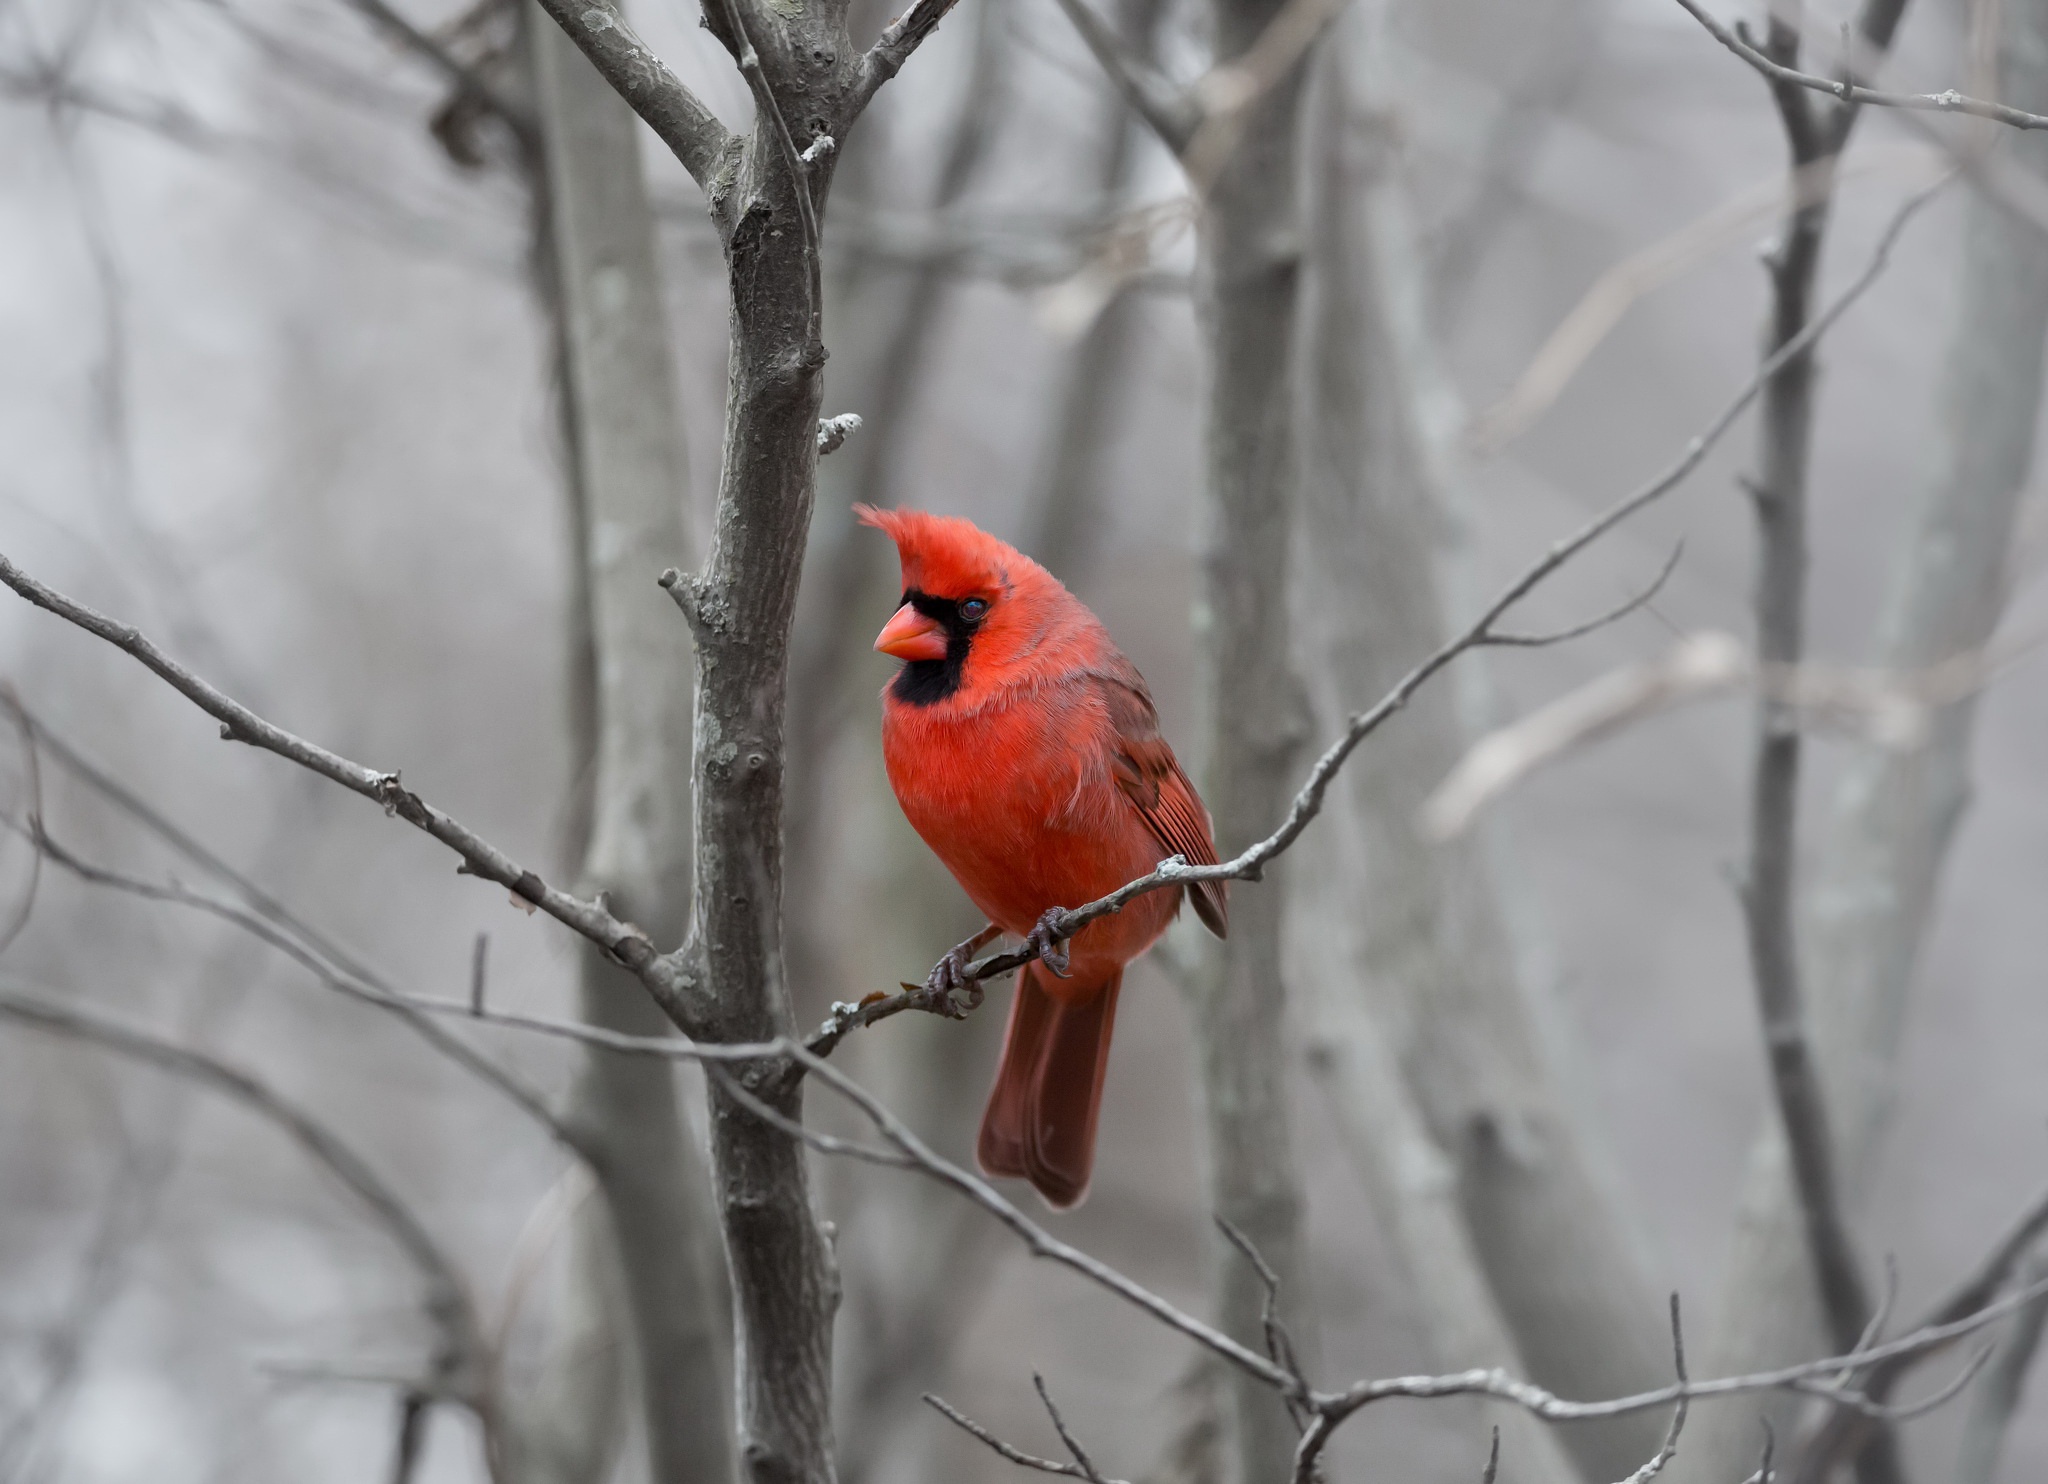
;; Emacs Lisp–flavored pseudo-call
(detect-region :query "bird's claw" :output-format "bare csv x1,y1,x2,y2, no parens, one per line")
1026,908,1072,979
923,941,986,1017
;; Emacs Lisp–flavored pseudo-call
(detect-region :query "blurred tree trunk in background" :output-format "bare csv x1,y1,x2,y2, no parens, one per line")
508,12,735,1482
1022,0,1169,594
1681,1,2048,1476
1294,22,1665,1482
1184,4,1316,1478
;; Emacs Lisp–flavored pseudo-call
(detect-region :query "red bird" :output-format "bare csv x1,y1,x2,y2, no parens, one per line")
859,506,1227,1208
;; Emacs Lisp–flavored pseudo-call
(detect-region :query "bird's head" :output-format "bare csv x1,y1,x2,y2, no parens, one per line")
856,505,1073,707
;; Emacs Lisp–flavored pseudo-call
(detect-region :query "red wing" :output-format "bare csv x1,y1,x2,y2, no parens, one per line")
1098,665,1229,938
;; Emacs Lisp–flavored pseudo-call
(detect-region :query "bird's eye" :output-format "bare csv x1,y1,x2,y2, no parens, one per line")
959,598,989,622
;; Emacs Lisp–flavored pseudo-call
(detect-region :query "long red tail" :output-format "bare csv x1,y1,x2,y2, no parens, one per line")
977,962,1122,1209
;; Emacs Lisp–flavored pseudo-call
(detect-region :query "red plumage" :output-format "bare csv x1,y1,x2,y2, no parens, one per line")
858,505,1226,1208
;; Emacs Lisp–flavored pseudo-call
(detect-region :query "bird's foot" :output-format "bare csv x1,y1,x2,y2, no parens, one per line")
924,925,1000,1016
1025,908,1073,979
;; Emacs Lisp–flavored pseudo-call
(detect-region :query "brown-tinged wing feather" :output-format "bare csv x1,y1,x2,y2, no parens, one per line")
1098,662,1229,938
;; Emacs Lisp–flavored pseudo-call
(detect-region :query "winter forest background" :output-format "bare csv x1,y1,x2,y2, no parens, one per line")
3,0,2048,1480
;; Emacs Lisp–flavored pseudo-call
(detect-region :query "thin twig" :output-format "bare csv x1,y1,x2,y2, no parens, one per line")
0,552,678,993
924,1393,1134,1482
1485,540,1685,647
25,821,576,1146
1671,0,2048,133
1034,1373,1111,1484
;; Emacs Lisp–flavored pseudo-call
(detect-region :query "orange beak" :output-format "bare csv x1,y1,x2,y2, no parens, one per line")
873,602,949,662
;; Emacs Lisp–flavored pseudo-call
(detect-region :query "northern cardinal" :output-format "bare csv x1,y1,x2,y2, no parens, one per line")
859,505,1227,1208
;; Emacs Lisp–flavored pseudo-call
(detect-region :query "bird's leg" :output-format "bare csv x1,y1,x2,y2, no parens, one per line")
1025,907,1073,979
926,923,1002,1015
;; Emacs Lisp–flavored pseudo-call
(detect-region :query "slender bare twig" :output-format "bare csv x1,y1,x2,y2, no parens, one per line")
1481,1426,1501,1484
1215,1215,1311,1426
1955,1249,2048,1484
827,168,1949,1042
1620,1297,1690,1484
23,821,577,1147
0,553,679,993
1670,0,2048,133
924,1393,1135,1483
1033,1373,1111,1484
1484,540,1686,648
1790,1179,2048,1480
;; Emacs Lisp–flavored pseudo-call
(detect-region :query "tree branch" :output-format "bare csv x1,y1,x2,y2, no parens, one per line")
1671,0,2048,133
1044,0,1201,151
0,552,684,999
528,0,737,197
856,0,975,107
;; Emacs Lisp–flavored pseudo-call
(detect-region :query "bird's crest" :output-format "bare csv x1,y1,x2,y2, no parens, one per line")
855,504,1025,600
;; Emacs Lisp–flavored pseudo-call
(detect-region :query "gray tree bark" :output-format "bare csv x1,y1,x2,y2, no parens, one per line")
520,12,736,1482
1682,5,2048,1476
1293,23,1669,1481
1022,0,1167,590
1183,11,1316,1481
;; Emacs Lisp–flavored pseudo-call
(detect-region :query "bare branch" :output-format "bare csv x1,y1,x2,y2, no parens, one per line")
1791,1179,2048,1479
529,0,737,195
0,552,680,996
1671,0,2048,133
23,820,577,1148
1484,540,1686,648
1044,0,1201,151
857,0,974,106
1034,1373,1112,1484
1619,1297,1690,1484
1955,1250,2048,1483
924,1393,1134,1483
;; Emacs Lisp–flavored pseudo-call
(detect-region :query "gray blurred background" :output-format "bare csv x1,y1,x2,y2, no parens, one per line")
1,0,2044,1479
